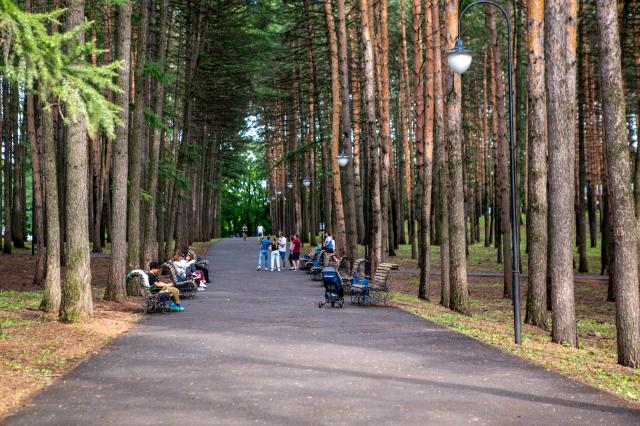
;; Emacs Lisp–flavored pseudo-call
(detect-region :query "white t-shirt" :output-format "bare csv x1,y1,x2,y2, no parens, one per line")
278,236,287,252
257,226,264,234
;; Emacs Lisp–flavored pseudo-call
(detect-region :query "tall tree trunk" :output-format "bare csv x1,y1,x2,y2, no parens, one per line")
525,0,548,329
595,0,640,368
412,0,427,299
105,0,132,302
546,0,578,347
488,7,512,300
336,0,358,266
142,0,169,267
3,78,12,254
359,0,381,275
127,0,149,272
432,0,450,307
61,0,93,322
324,0,347,256
576,0,589,273
444,0,469,314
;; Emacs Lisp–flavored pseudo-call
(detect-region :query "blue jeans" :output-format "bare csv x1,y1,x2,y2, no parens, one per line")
257,249,269,269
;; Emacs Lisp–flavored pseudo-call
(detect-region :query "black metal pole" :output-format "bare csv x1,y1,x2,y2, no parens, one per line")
458,0,521,344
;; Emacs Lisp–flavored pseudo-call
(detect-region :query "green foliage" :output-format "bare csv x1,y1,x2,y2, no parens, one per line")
0,0,121,138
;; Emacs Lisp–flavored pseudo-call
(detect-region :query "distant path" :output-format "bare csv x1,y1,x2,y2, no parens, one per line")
4,238,637,425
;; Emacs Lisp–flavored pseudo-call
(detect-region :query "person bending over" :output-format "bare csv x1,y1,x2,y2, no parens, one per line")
147,261,184,312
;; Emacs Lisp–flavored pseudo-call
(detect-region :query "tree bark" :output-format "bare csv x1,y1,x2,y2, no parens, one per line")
444,0,469,314
359,0,381,275
127,0,150,272
525,0,548,329
336,0,358,266
105,0,132,302
323,0,347,256
546,0,577,347
61,0,93,322
595,0,640,367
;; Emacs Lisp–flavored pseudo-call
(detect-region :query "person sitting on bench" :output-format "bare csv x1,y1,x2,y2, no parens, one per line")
147,261,184,312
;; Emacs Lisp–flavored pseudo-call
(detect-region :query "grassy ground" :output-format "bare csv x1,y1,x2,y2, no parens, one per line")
0,241,214,420
378,217,639,405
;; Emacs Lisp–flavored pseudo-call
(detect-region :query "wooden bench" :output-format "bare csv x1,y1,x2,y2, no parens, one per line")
126,271,173,313
163,262,198,298
339,258,366,293
350,262,398,305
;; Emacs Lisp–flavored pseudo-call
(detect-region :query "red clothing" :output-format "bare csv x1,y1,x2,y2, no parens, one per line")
292,238,301,253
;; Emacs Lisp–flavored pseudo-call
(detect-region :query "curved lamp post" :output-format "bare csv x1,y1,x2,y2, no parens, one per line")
447,0,521,345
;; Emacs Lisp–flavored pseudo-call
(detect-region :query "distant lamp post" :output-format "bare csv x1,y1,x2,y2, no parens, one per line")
302,178,311,188
287,181,294,189
275,189,282,196
447,0,521,345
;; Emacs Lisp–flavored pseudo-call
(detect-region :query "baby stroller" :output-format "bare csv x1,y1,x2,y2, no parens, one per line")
319,267,344,308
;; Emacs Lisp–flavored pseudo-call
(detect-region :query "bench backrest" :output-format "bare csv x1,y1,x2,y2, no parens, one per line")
371,263,399,289
163,262,181,283
351,258,366,276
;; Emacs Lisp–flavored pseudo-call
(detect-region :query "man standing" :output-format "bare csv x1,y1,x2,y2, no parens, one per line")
257,235,271,271
290,234,302,270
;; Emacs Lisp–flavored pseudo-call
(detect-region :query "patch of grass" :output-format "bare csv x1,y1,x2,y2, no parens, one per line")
390,291,640,405
0,290,42,311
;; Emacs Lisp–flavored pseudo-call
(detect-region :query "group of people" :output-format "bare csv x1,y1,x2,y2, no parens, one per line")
257,231,302,271
142,250,212,312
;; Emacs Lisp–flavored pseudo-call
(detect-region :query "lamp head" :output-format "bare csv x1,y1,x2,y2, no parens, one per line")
287,181,293,189
337,153,349,168
447,37,472,74
302,178,310,187
275,189,282,195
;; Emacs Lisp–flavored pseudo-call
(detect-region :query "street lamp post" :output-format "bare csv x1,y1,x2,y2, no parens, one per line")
447,0,521,344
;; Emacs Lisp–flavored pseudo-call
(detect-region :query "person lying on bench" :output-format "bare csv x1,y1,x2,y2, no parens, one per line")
147,261,184,312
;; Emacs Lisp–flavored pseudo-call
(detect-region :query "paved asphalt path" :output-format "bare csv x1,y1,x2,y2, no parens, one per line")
5,238,639,425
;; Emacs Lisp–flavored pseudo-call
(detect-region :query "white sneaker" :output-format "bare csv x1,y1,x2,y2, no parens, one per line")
197,287,206,291
200,283,207,288
278,269,281,271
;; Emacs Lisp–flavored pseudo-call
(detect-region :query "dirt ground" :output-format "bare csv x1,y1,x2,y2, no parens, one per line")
0,242,211,421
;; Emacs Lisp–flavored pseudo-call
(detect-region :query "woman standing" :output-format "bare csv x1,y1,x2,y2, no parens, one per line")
269,235,281,271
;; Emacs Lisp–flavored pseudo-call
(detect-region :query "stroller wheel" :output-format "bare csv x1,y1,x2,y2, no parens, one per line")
331,301,335,307
318,302,323,308
339,302,344,308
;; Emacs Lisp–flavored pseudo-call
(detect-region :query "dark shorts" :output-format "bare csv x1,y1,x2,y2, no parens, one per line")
291,252,300,260
325,248,334,254
279,251,286,260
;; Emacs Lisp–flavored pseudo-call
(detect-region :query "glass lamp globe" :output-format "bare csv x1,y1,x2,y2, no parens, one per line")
302,178,310,187
447,38,472,75
287,181,293,189
337,153,349,167
275,189,282,195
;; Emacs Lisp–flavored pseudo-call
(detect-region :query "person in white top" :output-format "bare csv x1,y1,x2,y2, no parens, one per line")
277,232,287,269
257,225,264,238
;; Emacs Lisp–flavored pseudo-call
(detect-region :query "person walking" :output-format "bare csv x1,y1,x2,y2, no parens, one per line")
323,232,335,254
242,224,248,240
257,236,271,271
257,224,265,238
290,234,302,270
269,235,281,271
